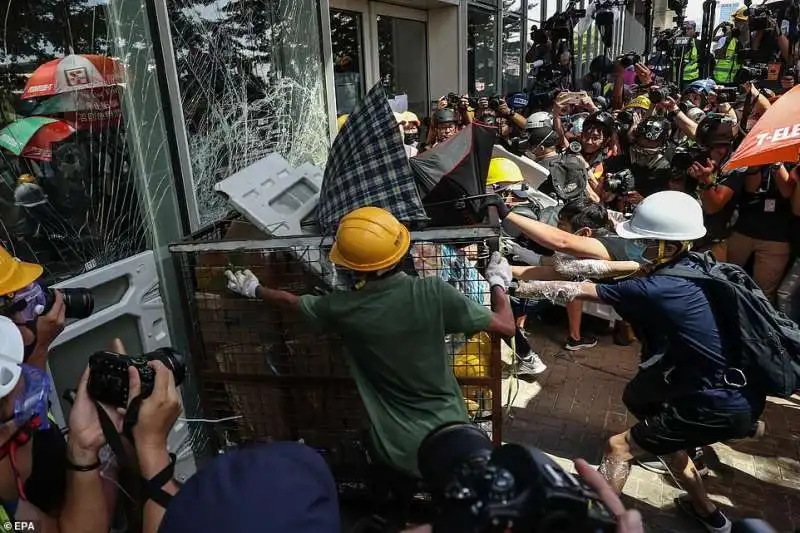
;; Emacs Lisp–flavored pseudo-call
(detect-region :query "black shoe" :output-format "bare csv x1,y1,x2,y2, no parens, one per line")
564,335,598,351
675,494,732,533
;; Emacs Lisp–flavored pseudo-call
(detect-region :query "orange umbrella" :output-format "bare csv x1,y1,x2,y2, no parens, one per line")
723,84,800,171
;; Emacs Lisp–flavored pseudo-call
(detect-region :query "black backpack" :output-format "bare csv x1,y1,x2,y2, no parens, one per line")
655,251,800,398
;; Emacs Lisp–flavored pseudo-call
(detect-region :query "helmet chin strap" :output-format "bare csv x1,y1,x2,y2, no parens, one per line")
650,241,692,266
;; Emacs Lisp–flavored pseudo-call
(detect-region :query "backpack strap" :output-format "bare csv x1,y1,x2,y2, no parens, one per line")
650,252,715,281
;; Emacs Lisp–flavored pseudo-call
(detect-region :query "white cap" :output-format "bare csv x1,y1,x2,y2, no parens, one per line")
0,316,23,400
615,191,707,241
525,111,553,130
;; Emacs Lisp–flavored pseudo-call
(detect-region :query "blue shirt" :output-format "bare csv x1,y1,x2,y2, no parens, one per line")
596,263,761,412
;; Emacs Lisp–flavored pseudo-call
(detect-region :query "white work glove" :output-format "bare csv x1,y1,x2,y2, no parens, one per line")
485,251,513,290
224,269,261,299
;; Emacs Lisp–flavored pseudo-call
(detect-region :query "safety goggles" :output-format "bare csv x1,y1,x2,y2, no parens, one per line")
0,282,46,323
0,364,52,432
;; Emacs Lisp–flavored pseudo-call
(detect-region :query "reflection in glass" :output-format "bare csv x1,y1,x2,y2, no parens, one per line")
502,14,522,94
376,16,428,118
468,7,497,97
167,0,330,225
503,0,524,13
331,9,365,116
0,1,146,282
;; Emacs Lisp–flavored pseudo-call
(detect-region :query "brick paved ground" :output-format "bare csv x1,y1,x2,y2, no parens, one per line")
503,322,800,532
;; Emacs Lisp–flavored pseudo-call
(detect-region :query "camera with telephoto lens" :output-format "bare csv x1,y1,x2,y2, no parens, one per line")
447,92,462,109
4,282,95,321
418,423,617,533
604,169,635,195
616,52,641,68
88,348,185,408
648,86,672,104
733,62,770,85
671,146,711,171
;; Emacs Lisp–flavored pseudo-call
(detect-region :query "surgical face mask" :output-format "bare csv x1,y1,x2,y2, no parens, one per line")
624,239,661,265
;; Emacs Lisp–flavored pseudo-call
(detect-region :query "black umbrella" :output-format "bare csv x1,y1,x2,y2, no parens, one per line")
409,124,496,227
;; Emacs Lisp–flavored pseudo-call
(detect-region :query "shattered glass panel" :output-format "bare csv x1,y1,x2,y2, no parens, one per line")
167,0,331,226
0,0,167,283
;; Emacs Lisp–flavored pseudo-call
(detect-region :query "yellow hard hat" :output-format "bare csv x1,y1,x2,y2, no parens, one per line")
487,158,524,187
624,95,651,111
733,7,748,21
393,112,406,124
17,174,36,185
402,111,420,125
337,114,349,131
0,246,43,297
329,207,411,272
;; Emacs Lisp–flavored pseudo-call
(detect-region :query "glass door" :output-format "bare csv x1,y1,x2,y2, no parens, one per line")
330,9,367,116
374,11,428,119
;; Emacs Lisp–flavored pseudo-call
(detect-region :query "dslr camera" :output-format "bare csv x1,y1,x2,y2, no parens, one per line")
488,95,503,111
671,146,711,171
446,92,462,109
604,169,635,195
3,282,94,321
616,52,641,68
748,5,773,31
88,348,185,408
418,423,617,533
648,85,674,104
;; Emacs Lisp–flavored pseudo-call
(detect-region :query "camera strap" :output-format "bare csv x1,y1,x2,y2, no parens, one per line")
95,396,176,509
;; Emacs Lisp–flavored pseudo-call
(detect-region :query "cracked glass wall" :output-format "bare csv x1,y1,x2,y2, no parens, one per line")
166,0,330,226
0,0,184,284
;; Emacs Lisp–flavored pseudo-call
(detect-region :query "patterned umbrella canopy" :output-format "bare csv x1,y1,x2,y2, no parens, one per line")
316,83,428,233
22,54,124,100
0,117,76,161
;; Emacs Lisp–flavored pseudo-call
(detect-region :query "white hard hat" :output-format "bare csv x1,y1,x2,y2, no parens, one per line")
525,111,553,130
615,191,706,241
0,316,23,400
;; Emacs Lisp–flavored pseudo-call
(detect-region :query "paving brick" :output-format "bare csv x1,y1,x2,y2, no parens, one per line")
502,323,800,532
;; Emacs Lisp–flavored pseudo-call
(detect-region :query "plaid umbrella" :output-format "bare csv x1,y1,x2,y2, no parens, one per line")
317,84,428,233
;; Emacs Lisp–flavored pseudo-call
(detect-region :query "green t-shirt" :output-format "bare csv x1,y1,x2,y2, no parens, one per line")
299,272,493,477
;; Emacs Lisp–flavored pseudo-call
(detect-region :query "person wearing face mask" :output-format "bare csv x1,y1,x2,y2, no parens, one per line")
401,111,421,149
508,191,765,533
603,116,672,201
580,111,616,185
684,114,746,263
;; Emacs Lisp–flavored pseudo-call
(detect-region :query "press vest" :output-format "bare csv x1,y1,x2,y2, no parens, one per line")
682,41,700,82
713,38,742,84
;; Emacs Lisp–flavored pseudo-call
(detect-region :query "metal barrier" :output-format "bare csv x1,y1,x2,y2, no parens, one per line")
169,219,503,494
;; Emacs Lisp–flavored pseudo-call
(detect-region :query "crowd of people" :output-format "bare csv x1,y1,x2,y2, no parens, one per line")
0,6,797,533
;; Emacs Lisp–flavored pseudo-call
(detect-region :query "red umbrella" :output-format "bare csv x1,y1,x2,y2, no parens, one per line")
724,84,800,171
0,117,76,161
22,54,124,100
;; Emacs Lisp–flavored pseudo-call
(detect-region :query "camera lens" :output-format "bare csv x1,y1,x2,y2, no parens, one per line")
60,288,94,319
151,347,186,387
418,422,493,492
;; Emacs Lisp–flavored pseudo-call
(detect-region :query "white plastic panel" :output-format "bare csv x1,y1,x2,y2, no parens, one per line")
493,144,550,189
214,153,322,236
47,251,196,480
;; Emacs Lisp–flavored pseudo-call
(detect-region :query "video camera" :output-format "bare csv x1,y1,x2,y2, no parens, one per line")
543,7,586,41
604,169,635,195
748,5,774,32
418,423,617,533
671,145,711,171
648,84,679,103
88,347,186,408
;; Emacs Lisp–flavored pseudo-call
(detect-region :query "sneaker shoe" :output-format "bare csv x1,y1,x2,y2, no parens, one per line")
564,335,598,351
675,494,732,533
516,353,547,376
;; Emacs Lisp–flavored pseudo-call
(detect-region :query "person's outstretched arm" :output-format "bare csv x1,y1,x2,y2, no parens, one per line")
226,269,300,310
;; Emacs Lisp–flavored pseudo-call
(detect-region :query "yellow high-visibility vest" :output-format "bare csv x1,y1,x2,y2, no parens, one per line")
713,38,742,83
682,41,700,82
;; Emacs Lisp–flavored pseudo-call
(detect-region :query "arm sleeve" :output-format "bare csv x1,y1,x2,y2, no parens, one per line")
298,294,334,330
438,279,493,335
595,277,649,305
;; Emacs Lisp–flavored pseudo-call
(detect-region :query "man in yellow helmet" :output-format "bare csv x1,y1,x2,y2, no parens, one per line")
224,207,516,482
